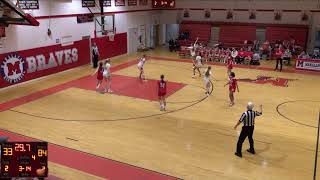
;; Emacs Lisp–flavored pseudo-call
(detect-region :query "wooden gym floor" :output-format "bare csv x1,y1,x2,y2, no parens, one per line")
0,48,320,180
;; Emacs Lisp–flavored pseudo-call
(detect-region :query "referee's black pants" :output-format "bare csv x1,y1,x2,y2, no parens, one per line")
236,126,255,154
93,55,99,68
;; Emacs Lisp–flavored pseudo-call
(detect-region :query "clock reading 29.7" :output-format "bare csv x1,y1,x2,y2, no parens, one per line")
1,142,48,178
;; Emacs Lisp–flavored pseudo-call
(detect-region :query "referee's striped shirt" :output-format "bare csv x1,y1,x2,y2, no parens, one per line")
239,110,262,126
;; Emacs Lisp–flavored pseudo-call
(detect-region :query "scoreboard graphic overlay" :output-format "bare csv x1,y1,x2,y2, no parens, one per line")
1,142,48,178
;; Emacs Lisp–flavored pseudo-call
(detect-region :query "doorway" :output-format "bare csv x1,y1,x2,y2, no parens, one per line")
150,25,160,48
256,28,266,43
128,27,139,54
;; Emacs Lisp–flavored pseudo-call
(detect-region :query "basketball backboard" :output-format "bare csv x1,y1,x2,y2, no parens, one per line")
95,14,115,38
0,0,39,27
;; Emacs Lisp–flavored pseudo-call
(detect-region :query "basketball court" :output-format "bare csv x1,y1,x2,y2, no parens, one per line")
0,0,320,179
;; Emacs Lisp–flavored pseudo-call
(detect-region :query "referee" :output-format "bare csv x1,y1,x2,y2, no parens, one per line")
234,102,263,158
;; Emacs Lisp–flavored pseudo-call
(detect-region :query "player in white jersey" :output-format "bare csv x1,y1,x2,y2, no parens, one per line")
204,66,212,96
103,59,112,93
192,55,202,78
189,37,199,60
137,54,146,80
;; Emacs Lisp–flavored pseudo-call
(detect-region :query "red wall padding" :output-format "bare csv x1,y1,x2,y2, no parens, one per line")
0,33,128,88
219,25,256,44
266,27,308,47
180,23,211,43
0,39,90,88
92,32,127,60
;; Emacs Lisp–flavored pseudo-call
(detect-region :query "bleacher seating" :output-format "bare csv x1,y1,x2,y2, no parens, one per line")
179,22,211,45
177,21,308,50
266,27,308,47
219,25,256,48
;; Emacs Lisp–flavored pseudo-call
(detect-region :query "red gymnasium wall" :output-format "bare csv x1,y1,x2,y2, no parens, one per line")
180,23,211,43
92,33,128,60
180,21,308,48
0,33,128,88
266,27,308,47
219,25,256,45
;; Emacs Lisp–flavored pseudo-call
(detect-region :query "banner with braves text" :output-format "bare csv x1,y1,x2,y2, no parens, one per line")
0,39,90,88
296,58,320,71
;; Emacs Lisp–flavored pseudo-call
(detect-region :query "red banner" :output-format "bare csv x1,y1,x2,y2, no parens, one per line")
128,0,137,6
103,0,111,7
152,0,175,8
115,0,125,6
0,39,90,88
296,58,320,71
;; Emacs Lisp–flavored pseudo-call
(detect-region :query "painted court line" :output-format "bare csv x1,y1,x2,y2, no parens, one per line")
2,56,315,179
0,58,185,111
0,58,182,179
0,59,139,112
73,74,185,101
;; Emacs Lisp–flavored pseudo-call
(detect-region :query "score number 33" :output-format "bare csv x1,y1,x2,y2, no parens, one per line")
2,148,13,156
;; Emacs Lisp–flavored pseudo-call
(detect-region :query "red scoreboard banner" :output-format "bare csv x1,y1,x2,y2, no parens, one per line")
115,0,125,6
152,0,175,8
128,0,137,6
1,142,48,178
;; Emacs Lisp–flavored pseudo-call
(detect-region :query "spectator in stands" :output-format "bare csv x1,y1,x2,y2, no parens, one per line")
253,40,260,51
237,48,245,64
282,40,290,49
244,56,252,65
312,49,320,59
243,40,248,50
274,40,281,48
169,39,175,52
260,40,270,60
231,48,238,63
290,36,296,47
92,43,99,68
274,45,284,71
298,50,310,59
251,52,261,65
218,42,223,49
174,39,180,51
282,48,292,65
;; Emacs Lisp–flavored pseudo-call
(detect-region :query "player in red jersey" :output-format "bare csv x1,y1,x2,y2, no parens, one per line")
158,74,167,111
226,56,234,76
91,61,104,92
224,72,239,106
